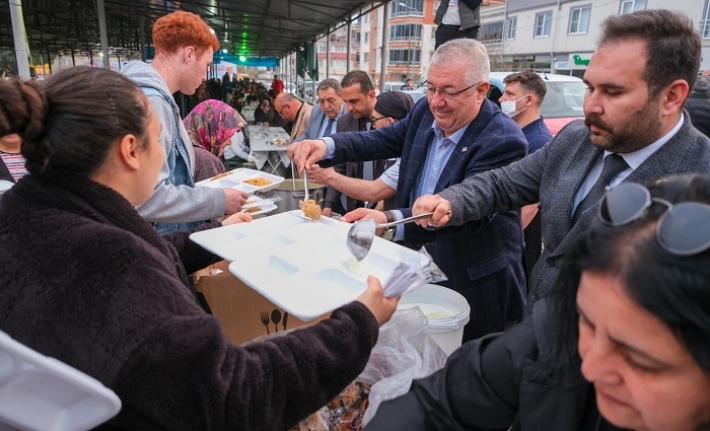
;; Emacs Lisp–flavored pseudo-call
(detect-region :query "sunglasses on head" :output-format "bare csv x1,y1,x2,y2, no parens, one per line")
598,182,710,256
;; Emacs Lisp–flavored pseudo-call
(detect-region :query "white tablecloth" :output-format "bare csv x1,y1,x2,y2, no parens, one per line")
247,125,291,173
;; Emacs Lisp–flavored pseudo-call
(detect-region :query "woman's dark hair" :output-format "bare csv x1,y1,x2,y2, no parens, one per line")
551,173,710,373
0,66,150,177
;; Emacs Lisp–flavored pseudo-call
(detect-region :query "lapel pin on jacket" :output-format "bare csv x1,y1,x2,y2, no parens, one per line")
461,147,468,152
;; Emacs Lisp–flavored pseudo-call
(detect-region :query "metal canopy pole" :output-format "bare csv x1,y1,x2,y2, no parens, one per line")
97,0,110,69
346,18,351,72
379,2,389,93
8,0,31,78
139,15,146,62
326,28,330,78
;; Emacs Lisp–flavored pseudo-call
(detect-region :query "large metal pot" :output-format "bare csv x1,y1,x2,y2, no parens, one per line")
258,179,326,214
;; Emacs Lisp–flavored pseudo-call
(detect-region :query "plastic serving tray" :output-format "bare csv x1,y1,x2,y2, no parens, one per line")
195,168,284,194
189,210,422,321
241,195,277,216
0,331,121,431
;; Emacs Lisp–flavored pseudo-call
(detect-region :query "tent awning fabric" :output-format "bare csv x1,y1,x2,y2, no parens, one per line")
0,0,383,60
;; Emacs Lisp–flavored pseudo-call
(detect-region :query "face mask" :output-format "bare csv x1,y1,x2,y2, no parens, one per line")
500,95,529,118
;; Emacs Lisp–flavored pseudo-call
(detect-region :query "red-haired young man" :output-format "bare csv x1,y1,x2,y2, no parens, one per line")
123,11,247,234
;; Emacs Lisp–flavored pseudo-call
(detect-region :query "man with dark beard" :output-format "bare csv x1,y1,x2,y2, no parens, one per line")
409,9,710,315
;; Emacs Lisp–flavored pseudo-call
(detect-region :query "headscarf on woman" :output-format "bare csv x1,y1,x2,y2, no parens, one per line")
183,99,247,158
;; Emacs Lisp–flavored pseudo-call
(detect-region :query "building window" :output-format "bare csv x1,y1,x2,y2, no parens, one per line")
330,59,347,68
433,1,440,14
506,16,517,40
388,49,421,65
534,11,552,38
365,32,370,43
703,1,710,39
363,53,369,63
363,13,369,23
569,5,591,35
480,21,503,42
391,0,424,17
619,0,646,15
317,44,326,53
390,24,423,41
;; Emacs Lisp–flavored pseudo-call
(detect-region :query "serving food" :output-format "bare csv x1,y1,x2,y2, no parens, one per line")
243,177,272,187
272,138,287,147
299,199,322,220
290,381,371,431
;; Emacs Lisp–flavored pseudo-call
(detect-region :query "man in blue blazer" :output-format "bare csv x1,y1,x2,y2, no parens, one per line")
290,39,528,341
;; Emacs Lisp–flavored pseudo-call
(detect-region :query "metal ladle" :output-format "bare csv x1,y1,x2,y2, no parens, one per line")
346,211,450,261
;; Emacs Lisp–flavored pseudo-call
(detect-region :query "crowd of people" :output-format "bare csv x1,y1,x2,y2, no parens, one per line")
1,6,710,431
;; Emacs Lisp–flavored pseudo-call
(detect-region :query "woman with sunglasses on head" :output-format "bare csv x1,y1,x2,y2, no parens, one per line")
0,67,399,431
367,173,710,431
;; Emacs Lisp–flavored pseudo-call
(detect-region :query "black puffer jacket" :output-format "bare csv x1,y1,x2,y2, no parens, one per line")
366,299,626,431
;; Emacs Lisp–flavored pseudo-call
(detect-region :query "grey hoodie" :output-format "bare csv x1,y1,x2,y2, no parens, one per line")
122,61,226,223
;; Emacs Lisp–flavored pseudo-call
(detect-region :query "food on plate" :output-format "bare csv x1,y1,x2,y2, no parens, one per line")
243,206,262,214
290,381,371,431
209,171,232,182
243,177,272,187
299,199,322,220
272,138,287,146
246,199,256,204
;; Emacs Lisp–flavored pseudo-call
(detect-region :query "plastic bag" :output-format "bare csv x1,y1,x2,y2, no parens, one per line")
382,247,448,297
359,307,448,426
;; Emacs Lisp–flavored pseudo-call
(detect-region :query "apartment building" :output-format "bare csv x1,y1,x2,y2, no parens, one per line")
480,0,710,76
289,0,710,86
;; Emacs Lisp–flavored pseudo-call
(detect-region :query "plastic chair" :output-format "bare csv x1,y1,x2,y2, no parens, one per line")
0,331,121,431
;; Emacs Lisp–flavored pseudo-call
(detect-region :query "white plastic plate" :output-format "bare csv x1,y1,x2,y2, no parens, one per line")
195,168,284,194
190,211,421,320
0,331,121,431
241,195,277,216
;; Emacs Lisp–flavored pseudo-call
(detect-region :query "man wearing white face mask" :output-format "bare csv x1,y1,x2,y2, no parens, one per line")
499,71,552,153
499,71,553,281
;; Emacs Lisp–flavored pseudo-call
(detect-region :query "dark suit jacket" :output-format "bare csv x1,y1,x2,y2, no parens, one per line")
327,98,528,340
325,113,388,212
439,113,710,315
685,92,710,138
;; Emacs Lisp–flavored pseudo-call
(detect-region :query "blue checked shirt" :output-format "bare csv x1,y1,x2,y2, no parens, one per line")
392,120,469,241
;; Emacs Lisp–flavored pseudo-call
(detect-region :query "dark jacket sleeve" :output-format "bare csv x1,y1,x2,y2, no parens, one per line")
163,221,223,274
366,318,537,430
111,268,380,431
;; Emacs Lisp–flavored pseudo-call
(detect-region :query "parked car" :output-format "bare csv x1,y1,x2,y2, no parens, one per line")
487,72,586,135
298,80,320,103
399,89,427,104
284,82,297,94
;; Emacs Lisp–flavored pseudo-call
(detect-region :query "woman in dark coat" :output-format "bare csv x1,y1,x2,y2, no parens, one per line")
367,174,710,431
0,66,399,431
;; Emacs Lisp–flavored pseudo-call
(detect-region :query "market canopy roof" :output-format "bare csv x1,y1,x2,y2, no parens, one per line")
0,0,384,60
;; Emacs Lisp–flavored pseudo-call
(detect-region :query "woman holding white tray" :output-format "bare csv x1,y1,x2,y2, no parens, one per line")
0,66,399,431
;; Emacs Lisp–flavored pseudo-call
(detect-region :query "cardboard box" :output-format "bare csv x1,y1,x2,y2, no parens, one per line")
194,262,323,344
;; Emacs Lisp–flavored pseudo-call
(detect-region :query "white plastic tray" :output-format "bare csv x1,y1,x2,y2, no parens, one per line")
241,195,277,216
0,331,121,431
195,168,284,194
189,210,422,320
